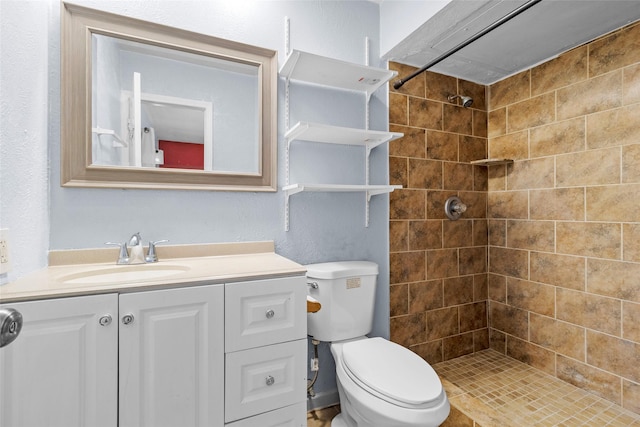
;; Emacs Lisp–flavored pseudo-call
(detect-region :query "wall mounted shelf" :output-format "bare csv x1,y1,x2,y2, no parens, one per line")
280,49,397,100
280,46,402,231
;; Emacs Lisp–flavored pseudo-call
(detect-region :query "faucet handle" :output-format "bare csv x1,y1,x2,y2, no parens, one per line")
105,242,129,265
146,240,169,263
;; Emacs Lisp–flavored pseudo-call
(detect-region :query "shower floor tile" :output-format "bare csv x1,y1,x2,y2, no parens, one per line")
434,349,640,427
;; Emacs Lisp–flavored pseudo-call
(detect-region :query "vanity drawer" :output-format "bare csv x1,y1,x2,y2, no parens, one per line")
225,339,306,423
224,401,306,427
225,276,306,352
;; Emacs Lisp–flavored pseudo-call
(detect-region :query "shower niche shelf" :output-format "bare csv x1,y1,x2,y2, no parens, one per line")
280,49,402,231
470,158,514,166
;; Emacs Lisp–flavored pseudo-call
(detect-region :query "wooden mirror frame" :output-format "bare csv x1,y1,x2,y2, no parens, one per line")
61,2,277,191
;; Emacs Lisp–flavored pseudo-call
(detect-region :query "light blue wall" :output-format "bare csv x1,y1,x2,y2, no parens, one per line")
1,0,392,407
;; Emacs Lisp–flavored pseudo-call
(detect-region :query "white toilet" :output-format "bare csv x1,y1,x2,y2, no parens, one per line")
306,261,450,427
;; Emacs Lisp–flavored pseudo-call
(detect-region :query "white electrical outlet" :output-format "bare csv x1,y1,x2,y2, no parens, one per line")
0,229,11,274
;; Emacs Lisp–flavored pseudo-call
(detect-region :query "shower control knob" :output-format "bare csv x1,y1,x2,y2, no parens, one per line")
265,309,275,319
265,375,275,386
444,196,467,221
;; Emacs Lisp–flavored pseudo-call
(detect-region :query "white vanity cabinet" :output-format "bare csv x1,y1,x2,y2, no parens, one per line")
0,275,306,427
0,294,119,427
224,277,307,426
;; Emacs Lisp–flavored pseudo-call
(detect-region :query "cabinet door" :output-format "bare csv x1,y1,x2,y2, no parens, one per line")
0,294,118,427
119,284,224,427
225,276,306,352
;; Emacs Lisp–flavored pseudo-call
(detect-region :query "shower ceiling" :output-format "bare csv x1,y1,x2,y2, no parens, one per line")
383,0,640,85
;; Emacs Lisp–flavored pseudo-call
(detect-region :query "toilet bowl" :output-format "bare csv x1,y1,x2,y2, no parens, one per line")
305,261,450,427
330,337,449,427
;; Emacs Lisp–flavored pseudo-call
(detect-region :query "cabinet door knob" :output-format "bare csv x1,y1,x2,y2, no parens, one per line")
98,314,112,326
0,308,23,348
265,309,275,319
265,375,275,386
121,314,135,325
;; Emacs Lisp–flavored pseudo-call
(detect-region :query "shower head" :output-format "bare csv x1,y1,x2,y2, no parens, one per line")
447,94,473,108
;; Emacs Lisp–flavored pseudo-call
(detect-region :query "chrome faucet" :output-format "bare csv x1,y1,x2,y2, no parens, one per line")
106,233,167,265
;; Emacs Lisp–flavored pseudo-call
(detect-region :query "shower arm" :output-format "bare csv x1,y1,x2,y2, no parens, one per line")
393,0,543,90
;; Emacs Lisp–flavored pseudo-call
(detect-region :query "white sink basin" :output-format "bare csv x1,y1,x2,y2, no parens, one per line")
58,264,191,285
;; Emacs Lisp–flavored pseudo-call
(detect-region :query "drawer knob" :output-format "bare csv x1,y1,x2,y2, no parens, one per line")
265,375,275,386
99,315,112,326
265,309,275,319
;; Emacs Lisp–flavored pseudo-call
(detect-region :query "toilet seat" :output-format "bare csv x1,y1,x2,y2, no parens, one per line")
340,337,444,409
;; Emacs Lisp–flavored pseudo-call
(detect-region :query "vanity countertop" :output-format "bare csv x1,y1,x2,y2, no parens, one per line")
0,241,307,303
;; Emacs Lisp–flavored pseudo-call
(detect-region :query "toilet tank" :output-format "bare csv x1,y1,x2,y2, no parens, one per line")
306,261,378,342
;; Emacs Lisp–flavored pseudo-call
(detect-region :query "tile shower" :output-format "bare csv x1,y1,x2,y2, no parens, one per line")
388,19,640,422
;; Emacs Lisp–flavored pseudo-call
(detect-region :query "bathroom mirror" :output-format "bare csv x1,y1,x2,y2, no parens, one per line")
61,2,277,191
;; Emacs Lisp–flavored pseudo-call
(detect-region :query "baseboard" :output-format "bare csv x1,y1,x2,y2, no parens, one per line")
306,389,340,411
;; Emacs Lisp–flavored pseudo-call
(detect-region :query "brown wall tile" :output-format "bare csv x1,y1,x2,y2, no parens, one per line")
487,191,528,219
506,158,555,190
390,92,408,125
587,105,640,149
529,188,585,221
408,158,442,189
507,277,555,317
529,117,585,158
489,301,529,340
443,332,475,360
589,23,640,77
390,220,408,252
390,313,426,347
507,92,555,133
459,79,487,111
556,287,621,336
390,283,409,317
587,184,640,222
557,355,622,404
623,301,640,343
443,162,473,191
426,307,459,340
390,62,425,98
459,303,487,333
444,276,474,306
530,252,585,290
488,273,507,303
390,189,426,219
489,131,528,160
587,330,640,383
389,156,407,187
459,136,487,163
557,71,622,120
409,98,443,129
530,314,585,361
442,220,472,248
506,336,555,375
472,110,488,138
489,70,530,110
622,144,640,184
390,125,426,158
506,220,555,252
556,147,620,187
409,220,442,250
410,340,443,365
425,71,456,102
409,280,444,313
390,251,425,284
587,258,640,303
427,130,458,161
489,247,528,279
443,104,473,135
624,63,640,105
460,247,487,275
427,248,459,279
531,45,588,95
623,223,640,262
556,222,621,259
623,380,640,414
488,108,506,138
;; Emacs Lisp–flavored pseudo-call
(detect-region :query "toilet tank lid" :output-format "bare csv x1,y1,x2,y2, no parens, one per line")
305,261,378,279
